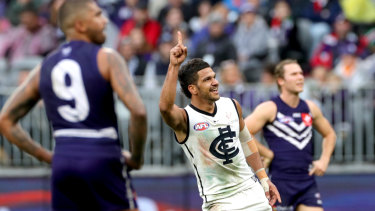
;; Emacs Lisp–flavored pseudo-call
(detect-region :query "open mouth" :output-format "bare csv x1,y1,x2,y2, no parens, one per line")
210,87,219,94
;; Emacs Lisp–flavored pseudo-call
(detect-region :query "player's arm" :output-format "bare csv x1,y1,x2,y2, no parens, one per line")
0,65,53,164
159,31,188,142
307,100,336,176
234,100,281,205
98,48,147,170
244,101,277,167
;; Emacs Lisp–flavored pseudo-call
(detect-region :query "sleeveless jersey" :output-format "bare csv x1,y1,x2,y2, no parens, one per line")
263,96,314,180
182,97,256,203
39,41,119,155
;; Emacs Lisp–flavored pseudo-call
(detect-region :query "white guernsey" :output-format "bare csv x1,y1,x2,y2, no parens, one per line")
181,97,258,202
159,31,280,211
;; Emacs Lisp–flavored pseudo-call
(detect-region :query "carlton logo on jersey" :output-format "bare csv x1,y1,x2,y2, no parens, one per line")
193,122,210,131
209,125,239,165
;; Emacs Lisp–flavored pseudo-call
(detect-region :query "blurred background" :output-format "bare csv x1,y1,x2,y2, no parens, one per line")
0,0,375,210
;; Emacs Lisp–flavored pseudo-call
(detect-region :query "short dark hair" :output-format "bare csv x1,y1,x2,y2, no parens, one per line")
58,0,93,34
178,58,210,98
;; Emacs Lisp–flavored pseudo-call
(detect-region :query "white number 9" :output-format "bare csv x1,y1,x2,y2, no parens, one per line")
51,59,89,122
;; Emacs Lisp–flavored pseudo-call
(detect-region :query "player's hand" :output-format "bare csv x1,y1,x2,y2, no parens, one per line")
308,159,329,176
122,150,143,171
170,31,187,66
266,179,281,206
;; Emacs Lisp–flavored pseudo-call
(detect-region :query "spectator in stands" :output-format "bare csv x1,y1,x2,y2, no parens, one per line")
189,2,235,53
0,1,10,34
269,1,305,63
261,63,277,88
99,0,138,29
310,14,358,69
189,0,212,34
117,33,148,84
161,7,187,38
219,60,245,92
301,66,342,111
302,66,330,105
233,2,270,82
149,32,174,76
290,0,342,58
333,44,373,92
0,4,57,66
157,0,194,25
223,0,269,22
119,0,161,52
6,0,44,26
193,11,237,70
217,60,254,114
142,32,175,88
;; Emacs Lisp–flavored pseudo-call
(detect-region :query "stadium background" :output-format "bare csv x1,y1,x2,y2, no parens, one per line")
1,0,375,210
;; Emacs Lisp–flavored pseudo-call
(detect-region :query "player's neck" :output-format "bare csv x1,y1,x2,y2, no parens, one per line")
280,92,300,108
66,33,92,43
191,98,216,114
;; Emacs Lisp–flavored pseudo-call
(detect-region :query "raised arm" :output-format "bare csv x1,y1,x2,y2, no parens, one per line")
159,31,188,142
0,65,53,163
234,100,281,206
306,100,336,176
98,48,147,170
244,101,277,167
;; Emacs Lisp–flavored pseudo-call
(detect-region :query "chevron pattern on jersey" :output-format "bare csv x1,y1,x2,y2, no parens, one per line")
267,112,313,150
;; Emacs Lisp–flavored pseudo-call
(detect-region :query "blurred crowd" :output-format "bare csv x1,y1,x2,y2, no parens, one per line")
1,0,375,94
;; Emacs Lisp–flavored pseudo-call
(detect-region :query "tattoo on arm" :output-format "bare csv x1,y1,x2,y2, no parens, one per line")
107,52,136,96
7,88,39,123
0,66,51,163
106,51,147,166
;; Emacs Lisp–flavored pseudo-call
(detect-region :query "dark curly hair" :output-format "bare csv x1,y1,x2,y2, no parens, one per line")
178,58,210,98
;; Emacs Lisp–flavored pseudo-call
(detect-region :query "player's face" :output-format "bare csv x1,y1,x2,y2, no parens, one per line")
196,68,220,102
85,2,108,45
280,63,304,94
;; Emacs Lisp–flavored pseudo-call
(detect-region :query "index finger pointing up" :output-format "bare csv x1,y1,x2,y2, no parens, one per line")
177,31,183,45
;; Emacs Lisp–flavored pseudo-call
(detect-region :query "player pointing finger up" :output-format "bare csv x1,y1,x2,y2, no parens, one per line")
170,31,187,66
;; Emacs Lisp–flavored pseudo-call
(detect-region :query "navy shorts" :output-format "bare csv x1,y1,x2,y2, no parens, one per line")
272,179,322,211
51,139,137,211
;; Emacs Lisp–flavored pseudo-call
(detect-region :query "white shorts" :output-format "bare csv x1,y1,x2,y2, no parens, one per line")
202,182,272,211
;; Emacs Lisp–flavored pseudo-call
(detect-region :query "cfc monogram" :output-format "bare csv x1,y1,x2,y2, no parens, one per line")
209,126,239,164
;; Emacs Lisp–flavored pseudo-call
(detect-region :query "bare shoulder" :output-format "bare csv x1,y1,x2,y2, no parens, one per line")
97,47,123,81
244,100,276,133
254,101,277,114
249,101,277,121
305,100,322,118
98,47,118,57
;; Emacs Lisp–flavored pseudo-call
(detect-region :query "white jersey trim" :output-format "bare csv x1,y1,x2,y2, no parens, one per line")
54,127,118,139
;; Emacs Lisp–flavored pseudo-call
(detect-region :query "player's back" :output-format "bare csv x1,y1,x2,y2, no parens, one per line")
39,40,120,157
263,96,314,180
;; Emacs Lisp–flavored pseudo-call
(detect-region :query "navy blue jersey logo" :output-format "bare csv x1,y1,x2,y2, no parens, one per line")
209,126,239,165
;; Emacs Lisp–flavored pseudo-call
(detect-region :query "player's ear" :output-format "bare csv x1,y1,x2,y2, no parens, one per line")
75,19,87,33
277,77,284,87
188,84,198,96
